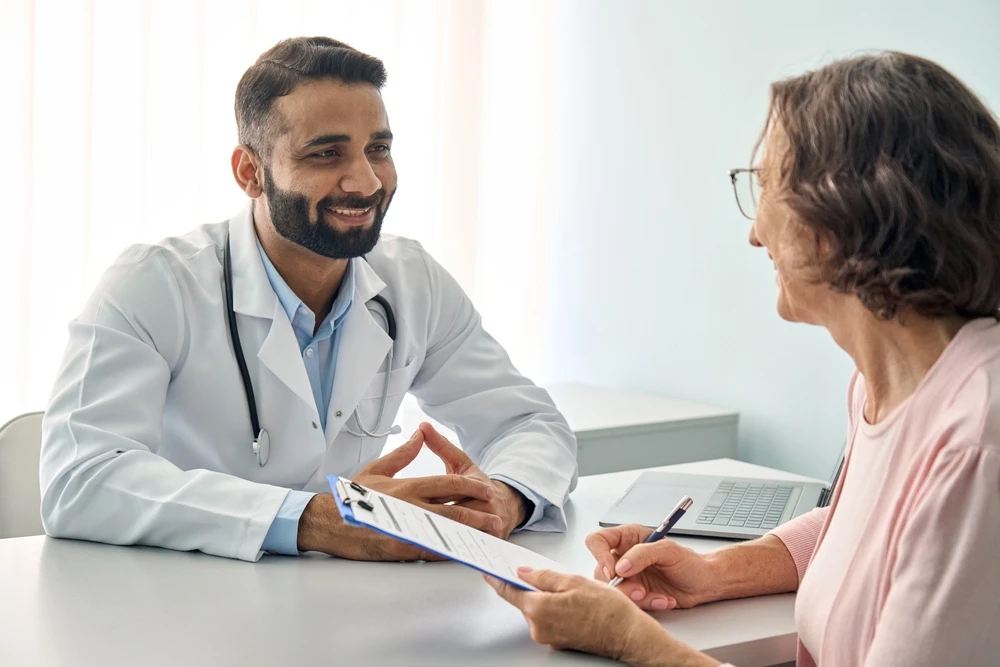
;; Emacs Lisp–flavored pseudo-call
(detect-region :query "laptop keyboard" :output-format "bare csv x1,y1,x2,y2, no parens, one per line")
695,481,794,530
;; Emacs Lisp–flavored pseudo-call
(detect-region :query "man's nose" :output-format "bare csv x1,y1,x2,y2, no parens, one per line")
340,155,382,197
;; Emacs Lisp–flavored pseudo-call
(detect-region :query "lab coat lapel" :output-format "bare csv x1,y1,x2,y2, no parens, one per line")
325,257,391,441
257,301,316,411
228,204,317,415
229,203,273,320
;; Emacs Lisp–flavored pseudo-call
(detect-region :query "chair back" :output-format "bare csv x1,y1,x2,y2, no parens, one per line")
0,412,45,538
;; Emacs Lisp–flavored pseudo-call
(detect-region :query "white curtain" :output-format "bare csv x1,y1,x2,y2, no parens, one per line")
0,0,555,420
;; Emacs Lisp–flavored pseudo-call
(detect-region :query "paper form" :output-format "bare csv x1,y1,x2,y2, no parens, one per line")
329,476,571,590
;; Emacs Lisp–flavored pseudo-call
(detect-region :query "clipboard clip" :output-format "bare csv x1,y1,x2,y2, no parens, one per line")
336,478,375,512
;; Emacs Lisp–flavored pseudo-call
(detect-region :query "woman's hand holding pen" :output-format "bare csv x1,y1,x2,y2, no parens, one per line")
586,525,723,611
483,514,728,665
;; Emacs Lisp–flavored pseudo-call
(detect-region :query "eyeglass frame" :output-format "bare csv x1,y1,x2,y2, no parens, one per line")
728,167,763,221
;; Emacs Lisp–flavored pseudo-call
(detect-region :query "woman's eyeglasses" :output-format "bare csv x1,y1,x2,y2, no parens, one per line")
728,168,762,220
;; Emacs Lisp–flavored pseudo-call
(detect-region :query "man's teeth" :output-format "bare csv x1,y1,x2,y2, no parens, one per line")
330,207,371,217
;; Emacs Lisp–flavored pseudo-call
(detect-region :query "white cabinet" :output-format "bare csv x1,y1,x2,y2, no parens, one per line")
389,382,739,477
547,383,739,475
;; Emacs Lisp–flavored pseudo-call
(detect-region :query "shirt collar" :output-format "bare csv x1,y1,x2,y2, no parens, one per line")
255,237,355,333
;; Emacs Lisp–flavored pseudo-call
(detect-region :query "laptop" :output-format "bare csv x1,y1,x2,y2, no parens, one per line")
599,449,845,540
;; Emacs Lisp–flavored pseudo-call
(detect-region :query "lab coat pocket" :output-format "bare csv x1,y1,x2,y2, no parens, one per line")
360,357,418,401
354,358,418,464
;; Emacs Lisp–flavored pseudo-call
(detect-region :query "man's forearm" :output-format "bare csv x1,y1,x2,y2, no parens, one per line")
495,481,530,530
295,494,392,559
703,534,799,602
297,493,343,554
296,492,443,562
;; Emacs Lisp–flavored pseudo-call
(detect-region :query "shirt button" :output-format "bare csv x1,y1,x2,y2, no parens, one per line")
305,348,314,358
312,421,318,429
335,410,343,418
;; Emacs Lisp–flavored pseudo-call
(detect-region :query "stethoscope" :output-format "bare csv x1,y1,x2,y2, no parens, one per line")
224,232,401,468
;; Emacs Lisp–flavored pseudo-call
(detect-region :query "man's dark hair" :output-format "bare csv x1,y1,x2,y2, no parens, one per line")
235,36,387,159
757,51,1000,320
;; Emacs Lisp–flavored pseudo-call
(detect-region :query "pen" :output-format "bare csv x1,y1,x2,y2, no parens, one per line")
608,495,694,588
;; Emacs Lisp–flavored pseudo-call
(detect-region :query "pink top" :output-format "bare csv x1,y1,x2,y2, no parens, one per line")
768,317,1000,667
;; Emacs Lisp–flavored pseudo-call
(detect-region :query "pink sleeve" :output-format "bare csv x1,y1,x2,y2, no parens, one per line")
768,506,828,583
863,446,1000,667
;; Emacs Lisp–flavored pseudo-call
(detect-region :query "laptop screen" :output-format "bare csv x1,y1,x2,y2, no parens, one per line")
818,442,847,508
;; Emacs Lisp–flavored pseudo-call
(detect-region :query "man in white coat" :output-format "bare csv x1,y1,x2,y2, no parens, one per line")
39,36,578,562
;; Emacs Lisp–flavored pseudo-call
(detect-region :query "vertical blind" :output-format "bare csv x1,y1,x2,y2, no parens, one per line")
0,0,555,420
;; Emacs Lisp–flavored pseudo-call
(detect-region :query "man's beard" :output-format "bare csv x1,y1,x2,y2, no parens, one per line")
263,165,393,259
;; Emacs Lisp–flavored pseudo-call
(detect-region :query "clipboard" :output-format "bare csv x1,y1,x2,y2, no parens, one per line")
328,475,571,591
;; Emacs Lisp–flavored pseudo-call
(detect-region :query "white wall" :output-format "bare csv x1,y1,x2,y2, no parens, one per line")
539,0,1000,478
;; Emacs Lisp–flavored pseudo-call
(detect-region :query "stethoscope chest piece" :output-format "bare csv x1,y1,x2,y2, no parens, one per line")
253,429,270,468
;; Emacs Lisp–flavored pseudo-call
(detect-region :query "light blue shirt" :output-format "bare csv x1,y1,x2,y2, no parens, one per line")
257,241,546,555
259,240,353,555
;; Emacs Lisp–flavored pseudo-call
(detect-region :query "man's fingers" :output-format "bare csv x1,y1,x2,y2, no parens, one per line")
354,532,443,563
419,422,473,472
484,575,531,610
454,496,492,509
517,566,573,593
363,430,424,477
407,474,494,503
393,543,445,562
427,495,465,504
431,503,503,534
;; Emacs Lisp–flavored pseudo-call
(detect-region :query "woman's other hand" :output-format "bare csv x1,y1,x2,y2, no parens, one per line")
484,566,719,666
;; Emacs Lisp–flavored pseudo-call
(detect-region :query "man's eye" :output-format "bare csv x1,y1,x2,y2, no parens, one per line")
369,144,390,154
314,149,338,158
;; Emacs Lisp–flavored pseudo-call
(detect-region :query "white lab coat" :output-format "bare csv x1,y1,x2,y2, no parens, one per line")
39,204,578,561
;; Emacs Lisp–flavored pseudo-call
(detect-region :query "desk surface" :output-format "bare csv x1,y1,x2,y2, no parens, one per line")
0,459,817,667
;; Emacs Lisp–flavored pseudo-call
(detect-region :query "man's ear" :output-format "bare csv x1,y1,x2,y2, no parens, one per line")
231,145,264,198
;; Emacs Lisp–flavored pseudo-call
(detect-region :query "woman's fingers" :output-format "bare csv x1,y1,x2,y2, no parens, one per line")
615,538,684,578
585,525,652,578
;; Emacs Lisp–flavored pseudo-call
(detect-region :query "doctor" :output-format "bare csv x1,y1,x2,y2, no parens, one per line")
39,36,578,562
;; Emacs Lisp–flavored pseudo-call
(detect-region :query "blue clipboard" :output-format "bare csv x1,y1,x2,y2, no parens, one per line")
328,475,569,591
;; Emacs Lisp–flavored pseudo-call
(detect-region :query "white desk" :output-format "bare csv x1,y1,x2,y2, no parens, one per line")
394,382,740,477
0,459,815,667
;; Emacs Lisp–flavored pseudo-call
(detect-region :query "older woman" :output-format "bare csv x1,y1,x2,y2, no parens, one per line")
486,51,1000,667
